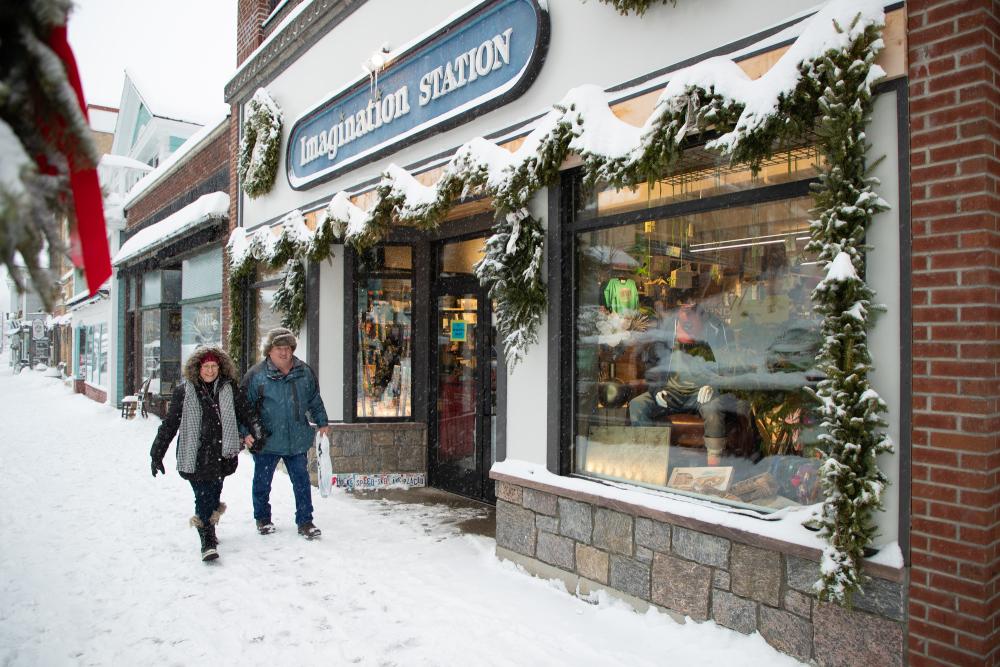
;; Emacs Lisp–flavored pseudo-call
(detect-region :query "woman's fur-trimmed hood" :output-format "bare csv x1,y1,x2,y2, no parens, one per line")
183,346,239,384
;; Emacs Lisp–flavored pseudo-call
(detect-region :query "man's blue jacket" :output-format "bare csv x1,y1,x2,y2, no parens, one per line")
241,357,328,456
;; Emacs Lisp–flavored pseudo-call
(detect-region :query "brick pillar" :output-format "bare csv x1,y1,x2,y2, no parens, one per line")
907,2,1000,665
237,0,270,66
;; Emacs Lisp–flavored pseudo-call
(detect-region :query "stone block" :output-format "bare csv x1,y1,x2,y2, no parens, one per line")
610,555,651,601
576,544,609,585
593,508,633,555
813,603,903,667
332,456,362,472
342,431,371,457
671,527,729,568
730,543,781,607
495,481,523,505
371,430,394,447
651,553,712,621
523,488,558,516
635,546,653,563
760,606,813,662
635,517,671,553
558,498,592,543
854,576,905,622
712,589,757,635
395,428,423,447
536,515,559,534
785,555,820,594
784,589,812,619
712,570,730,591
377,448,399,472
537,531,575,571
495,500,536,557
398,447,424,471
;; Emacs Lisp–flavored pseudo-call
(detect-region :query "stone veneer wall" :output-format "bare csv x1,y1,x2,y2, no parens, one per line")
308,422,426,484
493,476,906,665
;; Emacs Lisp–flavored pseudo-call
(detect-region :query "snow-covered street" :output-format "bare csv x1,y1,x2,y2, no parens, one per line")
0,365,802,666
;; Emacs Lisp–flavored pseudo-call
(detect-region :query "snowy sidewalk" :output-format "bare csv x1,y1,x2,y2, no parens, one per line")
0,367,802,666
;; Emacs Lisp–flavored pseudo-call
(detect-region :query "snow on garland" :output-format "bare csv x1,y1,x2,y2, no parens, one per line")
238,88,283,199
227,0,892,601
593,0,676,17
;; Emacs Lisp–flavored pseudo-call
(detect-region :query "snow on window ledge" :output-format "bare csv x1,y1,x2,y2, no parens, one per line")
491,459,904,581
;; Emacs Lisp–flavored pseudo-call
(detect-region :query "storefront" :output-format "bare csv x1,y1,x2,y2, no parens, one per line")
225,0,944,663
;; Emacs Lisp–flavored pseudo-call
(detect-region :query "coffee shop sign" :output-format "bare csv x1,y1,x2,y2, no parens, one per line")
286,0,549,190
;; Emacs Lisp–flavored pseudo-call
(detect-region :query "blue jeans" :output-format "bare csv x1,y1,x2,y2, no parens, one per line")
251,452,313,526
189,479,224,525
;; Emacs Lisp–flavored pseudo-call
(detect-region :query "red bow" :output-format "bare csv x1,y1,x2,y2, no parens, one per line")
47,25,111,296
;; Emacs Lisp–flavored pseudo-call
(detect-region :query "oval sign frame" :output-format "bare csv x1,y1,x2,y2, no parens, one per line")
286,0,549,191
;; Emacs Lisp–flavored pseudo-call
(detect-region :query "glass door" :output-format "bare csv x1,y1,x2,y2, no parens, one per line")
429,237,496,501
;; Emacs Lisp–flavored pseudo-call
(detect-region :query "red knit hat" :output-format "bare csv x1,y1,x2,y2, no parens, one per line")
201,351,220,365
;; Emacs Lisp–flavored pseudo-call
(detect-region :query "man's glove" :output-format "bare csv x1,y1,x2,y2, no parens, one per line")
151,458,166,477
697,385,714,404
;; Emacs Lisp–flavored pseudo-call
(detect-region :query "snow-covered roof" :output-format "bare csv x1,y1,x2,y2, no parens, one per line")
99,153,153,172
88,106,118,134
125,67,229,126
113,192,230,266
123,111,230,209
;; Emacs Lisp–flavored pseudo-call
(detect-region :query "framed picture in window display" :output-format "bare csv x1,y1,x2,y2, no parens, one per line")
572,154,827,513
141,310,162,395
356,245,412,419
253,287,283,364
181,299,222,364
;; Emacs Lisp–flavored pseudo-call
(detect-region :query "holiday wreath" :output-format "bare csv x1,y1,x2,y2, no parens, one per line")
238,87,283,199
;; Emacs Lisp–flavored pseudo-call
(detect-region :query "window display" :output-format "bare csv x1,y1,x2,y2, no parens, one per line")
573,157,826,513
181,300,222,364
356,246,412,418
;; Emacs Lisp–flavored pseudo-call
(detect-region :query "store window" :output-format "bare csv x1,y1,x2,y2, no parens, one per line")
251,265,285,365
356,245,413,418
141,268,181,395
180,249,223,364
571,148,827,513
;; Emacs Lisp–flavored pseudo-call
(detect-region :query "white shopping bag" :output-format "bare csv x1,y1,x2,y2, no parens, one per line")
316,432,334,498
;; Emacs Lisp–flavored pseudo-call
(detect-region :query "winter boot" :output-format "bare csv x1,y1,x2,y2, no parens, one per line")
191,516,219,561
297,522,322,540
209,503,226,544
256,519,276,535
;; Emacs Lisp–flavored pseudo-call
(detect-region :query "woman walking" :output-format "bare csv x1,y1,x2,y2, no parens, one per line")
150,346,256,561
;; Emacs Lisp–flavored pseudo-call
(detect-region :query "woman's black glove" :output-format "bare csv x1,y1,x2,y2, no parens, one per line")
151,458,166,477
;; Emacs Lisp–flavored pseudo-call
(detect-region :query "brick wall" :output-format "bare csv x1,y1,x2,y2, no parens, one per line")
237,0,270,66
907,2,1000,665
126,128,230,229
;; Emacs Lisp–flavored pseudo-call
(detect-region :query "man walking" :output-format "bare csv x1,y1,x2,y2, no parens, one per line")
241,327,329,539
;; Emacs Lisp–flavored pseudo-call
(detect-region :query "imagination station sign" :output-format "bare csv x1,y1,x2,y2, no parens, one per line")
286,0,549,190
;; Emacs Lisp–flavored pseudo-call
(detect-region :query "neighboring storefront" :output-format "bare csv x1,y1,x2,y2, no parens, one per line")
227,0,999,664
114,116,230,416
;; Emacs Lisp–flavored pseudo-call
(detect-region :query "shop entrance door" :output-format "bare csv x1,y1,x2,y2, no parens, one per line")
428,240,496,502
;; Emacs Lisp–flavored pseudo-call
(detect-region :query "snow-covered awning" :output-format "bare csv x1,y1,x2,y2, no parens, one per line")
113,192,229,266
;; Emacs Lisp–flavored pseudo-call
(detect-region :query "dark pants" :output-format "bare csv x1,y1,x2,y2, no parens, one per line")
628,389,737,437
189,478,224,525
252,452,313,526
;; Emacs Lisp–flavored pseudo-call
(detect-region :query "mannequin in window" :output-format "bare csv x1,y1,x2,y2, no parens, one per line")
628,295,737,461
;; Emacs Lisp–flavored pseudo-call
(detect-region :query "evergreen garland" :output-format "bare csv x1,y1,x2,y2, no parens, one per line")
592,0,675,16
238,87,282,199
227,1,893,600
227,258,255,366
805,15,892,605
0,0,92,309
